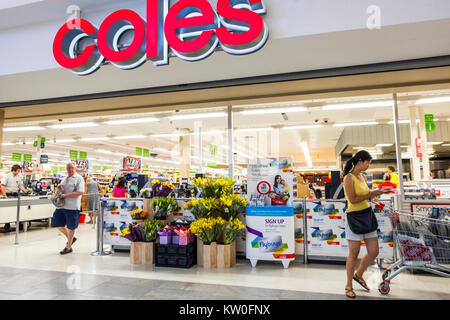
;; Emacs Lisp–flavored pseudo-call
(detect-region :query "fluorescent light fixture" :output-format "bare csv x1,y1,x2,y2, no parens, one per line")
79,137,110,141
44,152,63,157
376,144,393,147
235,128,274,133
105,117,159,125
3,126,44,132
333,121,378,127
442,144,450,147
282,125,324,130
168,112,227,120
112,135,146,139
388,120,411,124
240,106,307,115
2,143,15,146
199,130,227,135
427,142,442,145
151,132,188,138
415,96,450,104
322,100,393,111
49,122,99,129
54,139,76,143
299,142,312,168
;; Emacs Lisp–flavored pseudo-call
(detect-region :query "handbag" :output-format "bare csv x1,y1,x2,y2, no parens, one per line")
346,207,378,234
51,185,65,208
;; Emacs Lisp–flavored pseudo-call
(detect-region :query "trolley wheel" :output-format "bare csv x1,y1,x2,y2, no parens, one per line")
382,271,390,280
378,282,390,295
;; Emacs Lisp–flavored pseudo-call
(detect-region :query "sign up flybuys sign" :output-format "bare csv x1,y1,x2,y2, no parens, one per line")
53,0,268,75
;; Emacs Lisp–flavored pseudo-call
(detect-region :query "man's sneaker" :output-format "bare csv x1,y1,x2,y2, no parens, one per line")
60,247,73,255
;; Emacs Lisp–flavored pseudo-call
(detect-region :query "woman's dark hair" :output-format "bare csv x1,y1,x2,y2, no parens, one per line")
117,179,126,189
11,164,21,172
388,166,396,172
274,175,282,188
343,150,372,176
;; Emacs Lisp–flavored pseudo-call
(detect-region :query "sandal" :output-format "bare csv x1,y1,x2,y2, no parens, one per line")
345,288,356,298
353,273,370,291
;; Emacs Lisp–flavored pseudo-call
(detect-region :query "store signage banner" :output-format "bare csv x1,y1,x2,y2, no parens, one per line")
40,137,46,149
247,157,294,206
40,154,49,164
245,206,295,263
79,151,87,160
23,154,33,162
72,159,90,171
12,153,22,162
136,147,143,157
123,156,141,171
53,0,269,75
23,161,40,172
424,114,435,132
104,199,144,247
69,150,78,160
143,148,150,158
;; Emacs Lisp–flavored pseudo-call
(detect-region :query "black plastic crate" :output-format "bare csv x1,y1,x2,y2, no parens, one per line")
167,244,178,254
155,242,196,268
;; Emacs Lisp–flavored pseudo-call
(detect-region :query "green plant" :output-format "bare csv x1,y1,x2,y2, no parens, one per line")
224,218,246,244
141,220,164,242
151,197,180,220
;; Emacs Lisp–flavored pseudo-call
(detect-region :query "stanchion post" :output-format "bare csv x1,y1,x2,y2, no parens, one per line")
303,197,308,264
14,193,21,245
91,197,112,256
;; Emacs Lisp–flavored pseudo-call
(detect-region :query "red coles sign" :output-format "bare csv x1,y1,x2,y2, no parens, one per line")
53,0,268,75
415,137,423,158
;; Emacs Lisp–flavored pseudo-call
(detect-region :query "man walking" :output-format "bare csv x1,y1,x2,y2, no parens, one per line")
51,162,84,255
1,164,31,231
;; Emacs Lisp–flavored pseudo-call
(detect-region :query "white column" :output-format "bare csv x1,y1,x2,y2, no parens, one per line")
392,94,405,203
418,106,431,180
227,105,234,179
408,106,421,180
179,134,191,180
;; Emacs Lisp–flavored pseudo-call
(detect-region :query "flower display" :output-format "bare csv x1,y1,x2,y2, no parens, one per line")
130,209,148,220
141,188,152,198
151,180,175,197
122,223,143,242
219,194,248,220
224,218,246,244
193,177,234,198
141,220,164,242
189,217,226,244
152,197,180,220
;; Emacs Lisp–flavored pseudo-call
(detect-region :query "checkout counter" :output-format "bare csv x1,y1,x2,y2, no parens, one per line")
0,195,54,232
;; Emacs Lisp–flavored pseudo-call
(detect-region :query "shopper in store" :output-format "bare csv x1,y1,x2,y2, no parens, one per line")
113,179,128,198
86,176,102,224
384,166,399,185
1,164,32,231
342,151,390,298
51,162,85,255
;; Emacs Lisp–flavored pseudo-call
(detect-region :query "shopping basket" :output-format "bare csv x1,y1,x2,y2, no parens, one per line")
378,209,450,295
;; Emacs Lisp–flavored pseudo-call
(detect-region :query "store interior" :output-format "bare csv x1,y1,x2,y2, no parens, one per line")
1,88,449,199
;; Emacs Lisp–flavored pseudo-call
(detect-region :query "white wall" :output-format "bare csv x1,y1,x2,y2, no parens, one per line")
0,0,450,102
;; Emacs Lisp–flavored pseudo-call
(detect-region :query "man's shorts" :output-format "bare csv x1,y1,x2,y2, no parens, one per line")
51,209,80,230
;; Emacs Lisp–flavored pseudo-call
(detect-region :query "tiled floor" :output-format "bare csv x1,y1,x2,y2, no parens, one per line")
0,222,449,300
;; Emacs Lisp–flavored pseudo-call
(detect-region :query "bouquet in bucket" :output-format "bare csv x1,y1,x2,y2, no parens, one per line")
193,177,234,198
152,197,180,220
130,209,148,220
224,218,246,245
189,217,226,244
121,220,164,242
141,188,152,199
151,180,175,197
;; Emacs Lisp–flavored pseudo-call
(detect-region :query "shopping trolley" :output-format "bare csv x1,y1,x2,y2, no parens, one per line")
378,208,450,295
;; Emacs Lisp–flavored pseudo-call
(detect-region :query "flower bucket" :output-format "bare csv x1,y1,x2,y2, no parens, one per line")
130,242,154,265
197,237,203,266
203,242,217,268
217,244,231,268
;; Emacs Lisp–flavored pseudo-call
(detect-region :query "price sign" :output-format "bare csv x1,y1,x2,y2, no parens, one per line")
72,159,90,171
123,157,141,171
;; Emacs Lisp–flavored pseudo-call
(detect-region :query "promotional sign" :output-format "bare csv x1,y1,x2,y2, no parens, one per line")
143,148,150,158
23,154,33,162
79,151,88,160
69,150,78,160
40,154,49,164
304,200,393,259
123,157,142,171
40,137,46,149
246,206,295,268
23,161,40,172
103,199,144,248
136,147,143,157
415,137,423,158
53,0,269,75
424,114,435,132
293,201,305,255
247,157,294,206
72,159,90,171
12,153,22,162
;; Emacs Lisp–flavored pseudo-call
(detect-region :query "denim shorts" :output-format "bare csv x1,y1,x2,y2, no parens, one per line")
51,209,80,230
344,216,378,241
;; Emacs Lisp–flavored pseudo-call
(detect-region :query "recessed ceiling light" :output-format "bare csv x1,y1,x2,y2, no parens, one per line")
240,106,307,115
105,118,159,125
48,122,99,129
333,121,378,127
3,126,44,132
168,112,227,120
415,96,450,104
322,100,393,111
